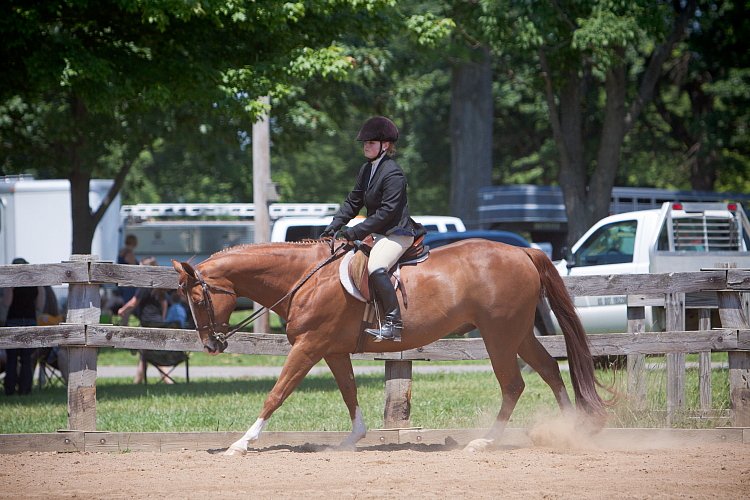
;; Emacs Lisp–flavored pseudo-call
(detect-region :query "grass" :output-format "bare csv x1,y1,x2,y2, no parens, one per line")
8,313,736,433
0,363,731,434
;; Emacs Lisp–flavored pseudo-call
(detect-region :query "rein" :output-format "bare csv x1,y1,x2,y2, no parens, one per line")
191,241,350,345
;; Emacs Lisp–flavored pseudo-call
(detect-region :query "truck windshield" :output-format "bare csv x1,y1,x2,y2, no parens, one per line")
574,220,637,266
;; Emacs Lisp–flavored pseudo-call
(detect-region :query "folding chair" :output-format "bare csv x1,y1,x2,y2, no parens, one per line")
33,348,66,389
140,350,190,384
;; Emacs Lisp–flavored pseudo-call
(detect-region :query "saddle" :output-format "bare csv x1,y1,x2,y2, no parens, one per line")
339,234,429,303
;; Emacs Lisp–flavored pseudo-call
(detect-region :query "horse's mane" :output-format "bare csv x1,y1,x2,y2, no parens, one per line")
208,240,330,259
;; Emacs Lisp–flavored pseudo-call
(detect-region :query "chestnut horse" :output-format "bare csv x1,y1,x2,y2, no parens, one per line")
172,239,606,455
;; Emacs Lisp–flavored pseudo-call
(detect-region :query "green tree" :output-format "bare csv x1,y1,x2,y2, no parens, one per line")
631,0,750,193
0,0,394,254
263,4,457,215
480,0,698,245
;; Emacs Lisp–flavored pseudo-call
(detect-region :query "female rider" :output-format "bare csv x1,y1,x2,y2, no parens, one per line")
321,116,424,342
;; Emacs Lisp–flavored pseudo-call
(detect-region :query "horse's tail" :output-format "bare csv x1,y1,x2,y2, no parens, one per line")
524,247,608,423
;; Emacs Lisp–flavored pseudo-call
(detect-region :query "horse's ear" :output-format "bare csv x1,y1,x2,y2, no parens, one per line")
172,260,196,278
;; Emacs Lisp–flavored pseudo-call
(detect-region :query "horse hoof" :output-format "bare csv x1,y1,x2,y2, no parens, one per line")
463,438,494,453
336,442,357,452
224,446,247,457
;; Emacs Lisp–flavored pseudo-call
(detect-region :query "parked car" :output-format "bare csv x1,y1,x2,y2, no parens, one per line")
423,229,531,249
271,215,466,242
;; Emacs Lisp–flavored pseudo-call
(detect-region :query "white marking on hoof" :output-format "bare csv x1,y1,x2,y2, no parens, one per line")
224,445,247,457
338,406,367,450
463,438,495,453
224,418,266,456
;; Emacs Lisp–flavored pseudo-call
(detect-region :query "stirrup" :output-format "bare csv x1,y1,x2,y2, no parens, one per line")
365,322,402,342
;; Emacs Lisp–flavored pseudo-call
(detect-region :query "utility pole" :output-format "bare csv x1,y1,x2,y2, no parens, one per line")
252,96,272,334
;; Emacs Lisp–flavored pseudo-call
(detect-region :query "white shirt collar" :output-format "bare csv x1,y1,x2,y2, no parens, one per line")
368,153,386,186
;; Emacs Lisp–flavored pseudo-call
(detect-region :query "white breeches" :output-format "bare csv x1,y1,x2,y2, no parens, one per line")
367,233,414,274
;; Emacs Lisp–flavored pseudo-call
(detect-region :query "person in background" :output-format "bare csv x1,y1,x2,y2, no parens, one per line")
3,258,45,395
116,256,169,383
117,267,168,330
35,286,68,383
165,290,188,328
116,234,139,326
118,234,139,264
0,285,8,376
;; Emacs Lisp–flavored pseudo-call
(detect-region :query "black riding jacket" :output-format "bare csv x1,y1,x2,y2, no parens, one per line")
331,156,423,240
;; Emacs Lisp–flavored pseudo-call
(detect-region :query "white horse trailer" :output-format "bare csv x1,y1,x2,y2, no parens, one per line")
0,176,121,265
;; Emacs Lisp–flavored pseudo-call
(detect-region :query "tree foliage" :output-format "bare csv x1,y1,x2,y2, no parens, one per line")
477,0,699,243
0,0,396,253
1,0,748,257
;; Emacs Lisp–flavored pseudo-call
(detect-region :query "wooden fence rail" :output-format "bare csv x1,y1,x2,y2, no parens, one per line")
1,256,749,430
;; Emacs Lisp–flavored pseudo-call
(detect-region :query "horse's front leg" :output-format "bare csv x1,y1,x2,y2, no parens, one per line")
325,353,366,450
225,341,323,456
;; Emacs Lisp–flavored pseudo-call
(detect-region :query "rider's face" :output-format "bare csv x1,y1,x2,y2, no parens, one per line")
363,140,388,160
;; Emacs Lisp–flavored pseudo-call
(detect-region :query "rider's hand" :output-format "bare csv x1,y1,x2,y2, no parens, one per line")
319,224,339,238
337,228,357,242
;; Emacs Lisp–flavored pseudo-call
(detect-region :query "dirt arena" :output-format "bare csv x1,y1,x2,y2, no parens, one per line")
1,429,748,499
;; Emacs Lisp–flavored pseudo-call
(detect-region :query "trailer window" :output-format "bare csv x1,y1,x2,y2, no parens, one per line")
574,220,637,266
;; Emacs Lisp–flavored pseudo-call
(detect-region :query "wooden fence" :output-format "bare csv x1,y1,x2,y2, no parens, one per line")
1,255,749,431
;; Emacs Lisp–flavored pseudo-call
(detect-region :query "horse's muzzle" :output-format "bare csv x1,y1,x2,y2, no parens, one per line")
204,337,228,354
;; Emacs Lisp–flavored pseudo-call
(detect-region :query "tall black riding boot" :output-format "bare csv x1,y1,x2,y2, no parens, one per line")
365,268,403,342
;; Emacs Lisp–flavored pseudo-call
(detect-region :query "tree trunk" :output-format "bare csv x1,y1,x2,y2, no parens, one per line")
547,1,697,248
450,46,493,228
65,94,133,257
66,95,96,256
588,62,628,230
689,149,718,191
69,168,96,255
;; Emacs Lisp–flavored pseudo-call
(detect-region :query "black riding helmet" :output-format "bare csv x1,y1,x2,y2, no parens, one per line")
356,116,399,142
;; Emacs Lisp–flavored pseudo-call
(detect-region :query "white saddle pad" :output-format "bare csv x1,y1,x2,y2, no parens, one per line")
338,249,429,303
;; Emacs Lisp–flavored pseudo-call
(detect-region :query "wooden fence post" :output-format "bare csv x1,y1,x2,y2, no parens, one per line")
698,309,712,411
665,292,686,424
383,360,412,428
717,291,750,427
65,255,100,431
626,301,646,409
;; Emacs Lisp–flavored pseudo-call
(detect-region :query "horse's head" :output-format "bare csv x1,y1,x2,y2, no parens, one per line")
172,260,236,354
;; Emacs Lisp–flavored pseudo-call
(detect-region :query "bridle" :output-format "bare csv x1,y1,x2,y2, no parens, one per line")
184,241,350,348
182,268,236,346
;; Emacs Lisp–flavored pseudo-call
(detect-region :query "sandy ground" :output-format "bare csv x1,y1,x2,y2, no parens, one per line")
1,432,748,499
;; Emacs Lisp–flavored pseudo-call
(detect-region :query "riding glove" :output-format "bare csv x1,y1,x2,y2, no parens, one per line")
337,228,357,242
320,223,342,238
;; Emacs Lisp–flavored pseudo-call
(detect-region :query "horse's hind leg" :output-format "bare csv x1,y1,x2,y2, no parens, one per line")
466,338,525,452
225,342,324,456
325,353,367,449
517,334,573,413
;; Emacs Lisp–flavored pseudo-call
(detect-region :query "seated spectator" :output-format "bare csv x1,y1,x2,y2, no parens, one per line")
165,290,188,328
117,257,168,383
116,235,139,325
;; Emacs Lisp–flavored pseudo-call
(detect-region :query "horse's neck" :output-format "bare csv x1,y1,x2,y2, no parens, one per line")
216,243,325,308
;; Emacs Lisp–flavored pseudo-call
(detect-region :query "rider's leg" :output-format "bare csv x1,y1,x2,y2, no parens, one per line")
365,269,402,341
364,234,413,342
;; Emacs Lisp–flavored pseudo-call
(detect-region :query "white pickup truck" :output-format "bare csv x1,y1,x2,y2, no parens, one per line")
552,202,750,333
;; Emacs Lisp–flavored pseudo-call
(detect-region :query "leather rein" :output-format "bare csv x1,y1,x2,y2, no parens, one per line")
185,240,350,346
